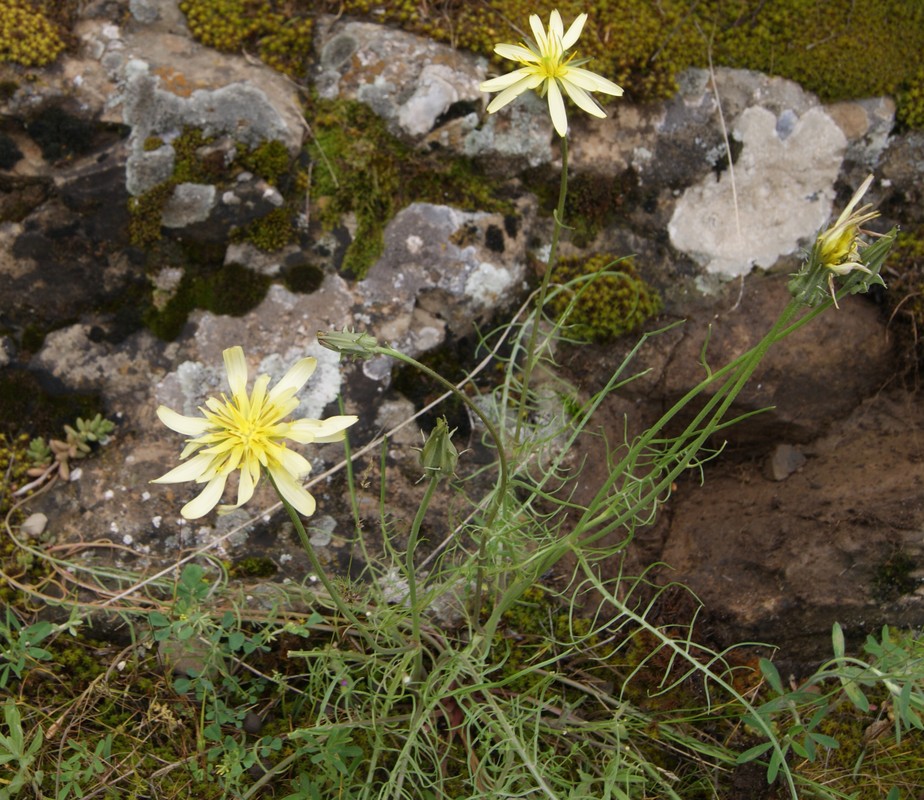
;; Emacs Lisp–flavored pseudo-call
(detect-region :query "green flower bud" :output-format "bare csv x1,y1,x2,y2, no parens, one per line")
419,417,459,479
317,327,380,359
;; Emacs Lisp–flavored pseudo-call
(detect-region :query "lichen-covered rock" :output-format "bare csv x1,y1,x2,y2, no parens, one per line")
666,70,848,277
357,200,534,352
314,17,486,143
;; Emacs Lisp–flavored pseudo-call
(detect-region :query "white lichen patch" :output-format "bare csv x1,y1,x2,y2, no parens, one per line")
669,106,846,277
465,261,514,307
259,341,344,421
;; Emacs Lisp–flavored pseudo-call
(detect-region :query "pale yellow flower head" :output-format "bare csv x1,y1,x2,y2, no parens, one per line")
814,175,881,306
479,9,623,138
816,175,880,276
152,346,357,519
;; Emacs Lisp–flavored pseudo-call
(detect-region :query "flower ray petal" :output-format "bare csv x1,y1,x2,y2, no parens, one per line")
268,357,317,405
156,406,212,436
270,467,316,517
181,475,227,519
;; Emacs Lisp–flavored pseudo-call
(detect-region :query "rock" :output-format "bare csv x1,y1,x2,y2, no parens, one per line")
570,271,894,447
314,17,486,142
225,241,301,277
649,390,924,660
880,131,924,223
161,182,216,227
20,513,48,538
129,0,160,24
667,71,849,278
461,91,555,171
356,199,535,360
121,62,300,194
0,6,308,350
655,276,895,444
766,443,807,481
4,3,923,666
154,282,355,423
31,324,171,402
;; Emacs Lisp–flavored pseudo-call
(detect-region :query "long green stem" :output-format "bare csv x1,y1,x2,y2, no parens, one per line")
515,134,569,445
269,474,376,649
406,474,440,677
372,345,511,626
483,297,805,641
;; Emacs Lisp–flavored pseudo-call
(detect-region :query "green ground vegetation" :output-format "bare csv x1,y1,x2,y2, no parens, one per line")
0,1,67,67
2,532,923,800
548,253,663,341
177,0,924,129
305,96,512,277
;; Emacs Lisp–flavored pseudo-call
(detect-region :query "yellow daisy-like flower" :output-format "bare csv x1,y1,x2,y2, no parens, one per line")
479,9,623,138
152,346,357,519
816,175,880,274
815,175,881,306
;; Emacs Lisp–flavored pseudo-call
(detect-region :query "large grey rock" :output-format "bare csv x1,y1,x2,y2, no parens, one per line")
666,70,849,277
314,17,486,141
669,104,845,277
356,199,535,363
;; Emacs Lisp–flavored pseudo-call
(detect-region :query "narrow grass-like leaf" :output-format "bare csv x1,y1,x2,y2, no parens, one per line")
759,657,784,695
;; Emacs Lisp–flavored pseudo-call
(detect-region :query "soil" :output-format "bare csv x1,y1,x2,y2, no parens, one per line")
551,268,924,671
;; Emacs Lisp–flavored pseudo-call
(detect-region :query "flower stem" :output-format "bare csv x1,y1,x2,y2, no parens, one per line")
371,345,509,627
406,474,440,677
515,134,569,445
269,474,375,647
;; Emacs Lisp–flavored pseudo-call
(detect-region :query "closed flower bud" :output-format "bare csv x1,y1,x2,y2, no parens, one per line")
419,417,459,479
317,327,380,359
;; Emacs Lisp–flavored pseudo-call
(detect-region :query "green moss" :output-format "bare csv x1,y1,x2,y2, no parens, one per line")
237,206,294,252
228,556,278,579
143,135,165,152
0,0,66,67
897,66,924,130
306,97,510,278
178,0,314,79
0,432,31,519
237,139,291,185
128,182,173,247
525,168,631,248
49,640,107,688
795,705,924,799
548,253,663,341
175,1,924,129
145,261,271,340
170,126,219,184
283,263,324,294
